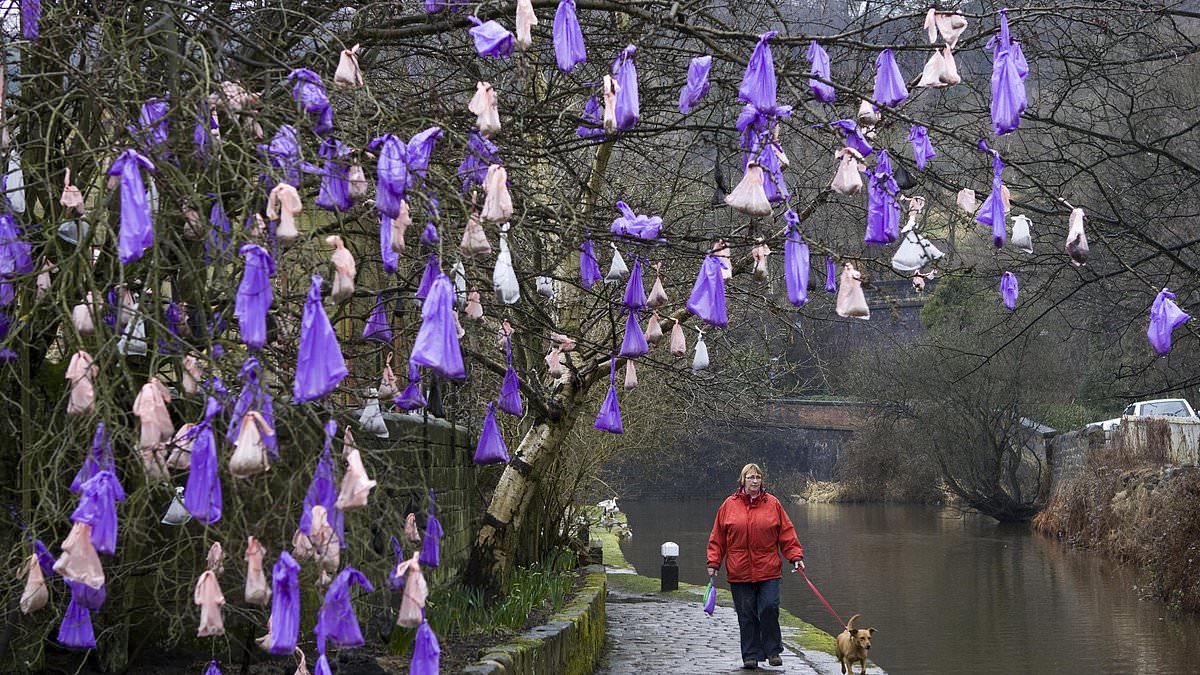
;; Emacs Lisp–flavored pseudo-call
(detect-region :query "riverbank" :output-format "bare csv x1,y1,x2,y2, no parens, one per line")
594,517,886,673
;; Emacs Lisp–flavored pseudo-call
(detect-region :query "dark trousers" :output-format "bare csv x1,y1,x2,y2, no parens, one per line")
729,578,782,662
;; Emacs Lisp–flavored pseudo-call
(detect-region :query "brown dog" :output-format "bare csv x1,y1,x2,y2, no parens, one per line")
835,613,876,675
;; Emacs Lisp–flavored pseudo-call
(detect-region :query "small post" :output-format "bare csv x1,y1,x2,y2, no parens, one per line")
660,541,679,592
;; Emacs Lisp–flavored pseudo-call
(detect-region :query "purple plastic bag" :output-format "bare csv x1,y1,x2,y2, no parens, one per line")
288,68,334,134
21,0,40,40
66,578,105,609
370,134,407,217
236,244,275,350
703,580,717,615
758,143,789,204
363,294,393,343
316,137,353,212
194,102,217,164
380,214,399,275
204,661,222,675
612,46,640,131
686,255,728,328
184,398,224,524
259,124,317,188
268,551,301,654
406,127,443,188
807,42,836,103
107,149,156,264
873,49,909,107
421,221,439,246
498,337,524,416
468,16,514,59
619,311,648,358
908,125,937,170
623,257,647,309
72,423,116,493
416,253,439,300
576,97,604,139
0,212,33,280
420,489,443,568
580,239,602,290
71,471,126,555
739,31,779,113
395,364,427,411
388,536,406,590
679,56,713,114
975,151,1006,248
830,120,873,157
457,130,501,193
865,151,901,245
316,566,374,652
410,273,466,380
411,619,441,675
300,422,344,545
825,256,837,293
474,402,510,465
294,274,348,402
610,201,663,241
35,539,56,578
205,200,232,266
128,97,169,153
227,356,277,459
553,0,587,72
57,592,96,649
1000,272,1019,311
594,358,624,434
1148,288,1190,356
784,210,810,307
989,9,1028,136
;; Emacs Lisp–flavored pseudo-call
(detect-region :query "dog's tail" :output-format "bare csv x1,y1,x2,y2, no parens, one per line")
846,614,860,631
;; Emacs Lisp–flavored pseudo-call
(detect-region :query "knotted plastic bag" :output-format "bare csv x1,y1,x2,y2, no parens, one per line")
1148,288,1190,356
602,75,620,134
161,486,191,525
831,147,865,196
316,567,374,652
1065,208,1089,266
739,31,778,113
411,619,441,675
669,318,687,357
806,41,836,103
474,402,510,465
623,360,638,389
515,0,537,50
359,393,389,439
326,235,357,302
989,9,1028,135
57,582,97,648
133,377,174,449
469,81,501,138
288,68,333,134
918,47,960,88
725,163,772,217
646,263,669,308
956,188,977,214
873,49,909,107
315,137,353,213
363,294,393,343
1000,272,1019,311
230,411,273,478
245,537,271,605
54,522,105,590
679,55,713,114
20,553,48,614
891,223,944,274
481,164,513,223
925,9,968,48
908,125,936,170
60,168,85,214
267,183,303,246
553,0,587,72
395,551,428,627
460,211,492,259
236,244,275,350
396,364,427,411
546,346,564,376
784,213,811,307
493,226,520,305
71,292,96,335
593,358,624,434
420,490,444,568
334,44,363,89
266,552,301,654
185,398,224,524
465,290,484,321
612,46,640,131
469,16,515,59
610,201,664,240
498,336,524,416
622,257,647,309
751,240,771,282
580,238,602,290
107,149,156,264
831,119,873,158
66,350,97,416
975,151,1007,248
836,263,870,319
21,0,40,40
620,310,648,358
606,244,629,283
692,332,710,371
1009,214,1034,253
294,275,348,402
687,254,728,328
194,570,226,637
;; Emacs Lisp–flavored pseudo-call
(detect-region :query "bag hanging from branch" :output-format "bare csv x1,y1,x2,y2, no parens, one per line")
465,290,484,320
623,257,647,309
396,364,427,411
624,360,638,389
468,81,501,138
288,68,334,134
230,411,273,478
161,486,191,525
194,570,225,637
245,537,270,605
334,43,363,89
54,522,105,590
619,310,648,358
593,358,624,434
873,49,909,107
975,150,1007,248
421,220,439,247
416,253,439,300
266,183,303,246
831,119,873,157
686,254,728,328
606,244,629,283
70,471,125,556
460,211,492,259
411,619,441,675
679,55,713,114
1000,272,1019,311
925,9,968,48
57,582,97,648
452,260,468,309
107,149,156,264
236,244,275,349
692,332,710,371
184,398,224,524
20,553,48,614
65,349,96,416
474,402,510,465
806,41,836,102
481,163,513,223
420,490,444,568
908,125,937,170
835,262,870,319
294,275,348,402
515,0,537,50
645,311,664,345
725,163,773,217
468,16,515,59
580,238,602,290
410,273,467,379
133,377,174,449
830,147,865,196
669,318,687,357
493,225,520,305
264,552,301,654
1148,288,1190,356
335,428,377,512
71,292,97,335
612,46,640,131
1011,214,1033,253
395,551,428,627
610,201,664,241
739,31,779,113
536,275,554,298
602,74,620,135
1065,207,1089,266
498,335,524,416
865,151,901,245
358,393,388,439
856,99,881,127
553,0,587,72
918,47,961,88
546,346,564,376
316,567,374,652
315,137,353,213
363,294,393,343
647,263,669,307
784,211,811,307
751,239,771,282
989,9,1028,136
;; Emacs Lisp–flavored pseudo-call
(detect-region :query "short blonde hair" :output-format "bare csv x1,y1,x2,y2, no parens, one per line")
739,463,765,487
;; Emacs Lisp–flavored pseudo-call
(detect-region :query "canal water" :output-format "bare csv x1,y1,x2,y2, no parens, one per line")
619,500,1200,675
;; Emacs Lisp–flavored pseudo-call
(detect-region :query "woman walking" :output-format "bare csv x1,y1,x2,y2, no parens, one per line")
707,463,805,670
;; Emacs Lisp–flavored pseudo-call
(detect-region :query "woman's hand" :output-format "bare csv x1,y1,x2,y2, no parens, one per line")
791,559,805,573
707,566,718,578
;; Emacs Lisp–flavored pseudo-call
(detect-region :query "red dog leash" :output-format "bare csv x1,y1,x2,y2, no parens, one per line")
797,568,848,631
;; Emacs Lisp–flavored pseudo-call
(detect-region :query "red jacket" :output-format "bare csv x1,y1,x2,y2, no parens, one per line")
707,490,804,583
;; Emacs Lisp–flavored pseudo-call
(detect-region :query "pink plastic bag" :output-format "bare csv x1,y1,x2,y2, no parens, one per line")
831,148,865,195
924,10,967,48
335,429,376,511
465,290,484,321
546,346,564,376
54,522,105,589
602,75,620,134
395,552,428,628
516,0,537,50
391,200,411,253
334,44,363,89
460,211,492,259
623,360,638,389
309,506,341,574
835,262,870,319
956,188,976,213
267,183,303,246
245,537,271,605
468,82,501,138
379,354,399,399
166,422,195,470
72,292,97,335
481,164,512,223
1065,207,1089,266
133,377,174,448
405,512,422,544
66,350,97,416
669,319,686,357
647,263,669,308
60,168,85,214
194,570,226,637
20,553,48,614
207,542,225,574
725,163,772,217
230,411,274,478
645,311,663,346
752,239,771,282
326,235,356,302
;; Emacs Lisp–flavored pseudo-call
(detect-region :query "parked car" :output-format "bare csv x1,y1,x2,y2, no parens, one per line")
1088,398,1200,433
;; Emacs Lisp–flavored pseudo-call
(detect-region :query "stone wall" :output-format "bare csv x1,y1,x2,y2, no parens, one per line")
1047,418,1200,496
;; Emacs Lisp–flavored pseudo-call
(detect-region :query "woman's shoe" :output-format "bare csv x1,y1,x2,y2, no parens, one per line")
767,655,783,666
742,660,758,669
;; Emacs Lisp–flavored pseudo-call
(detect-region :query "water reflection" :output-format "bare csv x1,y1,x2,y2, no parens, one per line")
619,500,1200,675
